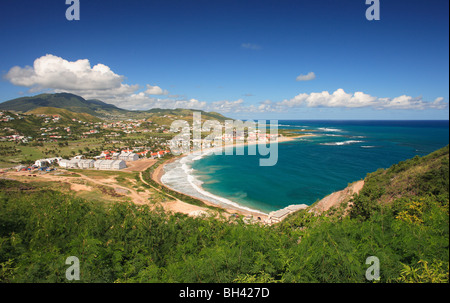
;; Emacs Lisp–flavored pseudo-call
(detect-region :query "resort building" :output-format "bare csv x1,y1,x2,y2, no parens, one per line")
58,158,127,170
111,160,127,170
119,152,139,162
59,159,70,168
94,160,127,170
67,158,82,169
78,159,95,169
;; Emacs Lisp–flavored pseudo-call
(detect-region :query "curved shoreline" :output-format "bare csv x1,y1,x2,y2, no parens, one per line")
153,134,316,219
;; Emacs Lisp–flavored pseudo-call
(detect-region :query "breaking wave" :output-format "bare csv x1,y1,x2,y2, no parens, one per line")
318,127,344,132
320,140,365,146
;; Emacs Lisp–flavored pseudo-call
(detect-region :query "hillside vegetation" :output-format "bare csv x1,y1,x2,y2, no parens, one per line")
349,145,449,220
0,93,125,117
26,107,102,123
0,93,232,122
0,146,448,283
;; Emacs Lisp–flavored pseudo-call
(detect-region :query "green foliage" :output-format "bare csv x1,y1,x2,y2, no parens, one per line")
398,260,449,283
0,146,448,283
350,145,449,220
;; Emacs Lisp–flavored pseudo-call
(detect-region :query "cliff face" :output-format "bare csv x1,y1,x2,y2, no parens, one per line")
310,180,365,214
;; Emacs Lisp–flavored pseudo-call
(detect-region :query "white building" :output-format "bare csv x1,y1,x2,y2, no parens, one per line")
67,158,82,169
59,159,70,168
267,204,308,224
78,159,95,169
111,160,127,170
57,158,126,170
35,157,62,167
94,160,126,170
119,152,139,161
35,159,50,167
94,160,106,170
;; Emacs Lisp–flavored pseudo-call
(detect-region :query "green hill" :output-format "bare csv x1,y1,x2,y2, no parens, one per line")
349,145,449,220
0,93,233,122
26,107,102,123
0,93,125,117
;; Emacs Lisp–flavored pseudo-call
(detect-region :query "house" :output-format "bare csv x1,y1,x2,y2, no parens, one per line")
137,150,150,157
100,151,110,158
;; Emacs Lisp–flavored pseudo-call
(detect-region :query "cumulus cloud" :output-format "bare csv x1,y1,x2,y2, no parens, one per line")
145,84,169,95
4,54,167,110
275,89,447,111
296,72,316,82
5,54,124,91
4,55,447,114
208,99,245,113
214,91,448,114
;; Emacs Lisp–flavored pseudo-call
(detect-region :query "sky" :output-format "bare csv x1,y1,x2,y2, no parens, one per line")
0,0,448,120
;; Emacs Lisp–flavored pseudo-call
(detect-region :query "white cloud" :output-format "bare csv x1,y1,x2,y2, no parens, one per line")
4,54,171,110
276,89,447,111
429,97,448,109
145,84,169,95
241,43,261,50
104,94,208,111
5,54,124,91
4,55,447,114
296,72,316,81
208,99,245,113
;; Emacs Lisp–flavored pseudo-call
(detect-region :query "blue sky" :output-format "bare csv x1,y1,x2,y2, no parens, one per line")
0,0,448,119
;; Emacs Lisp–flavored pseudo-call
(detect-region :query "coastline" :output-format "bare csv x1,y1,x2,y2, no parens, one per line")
153,134,317,220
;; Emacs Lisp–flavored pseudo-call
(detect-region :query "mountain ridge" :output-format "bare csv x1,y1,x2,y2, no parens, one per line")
0,93,230,121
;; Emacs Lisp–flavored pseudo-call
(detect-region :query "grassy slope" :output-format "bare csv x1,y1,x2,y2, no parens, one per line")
348,145,449,219
26,107,102,123
0,93,125,117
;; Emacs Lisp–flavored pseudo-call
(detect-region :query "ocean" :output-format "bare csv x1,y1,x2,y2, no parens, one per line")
161,120,449,214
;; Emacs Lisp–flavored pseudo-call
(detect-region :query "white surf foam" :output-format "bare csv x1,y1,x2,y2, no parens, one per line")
161,152,267,215
320,140,365,146
318,127,344,132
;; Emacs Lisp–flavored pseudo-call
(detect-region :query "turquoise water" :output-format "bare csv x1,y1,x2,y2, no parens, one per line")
162,120,449,214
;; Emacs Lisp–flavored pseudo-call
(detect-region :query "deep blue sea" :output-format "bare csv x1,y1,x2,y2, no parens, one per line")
161,120,449,214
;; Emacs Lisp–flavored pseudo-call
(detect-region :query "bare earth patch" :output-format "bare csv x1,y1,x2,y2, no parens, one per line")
71,183,93,192
123,159,157,172
311,180,365,213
